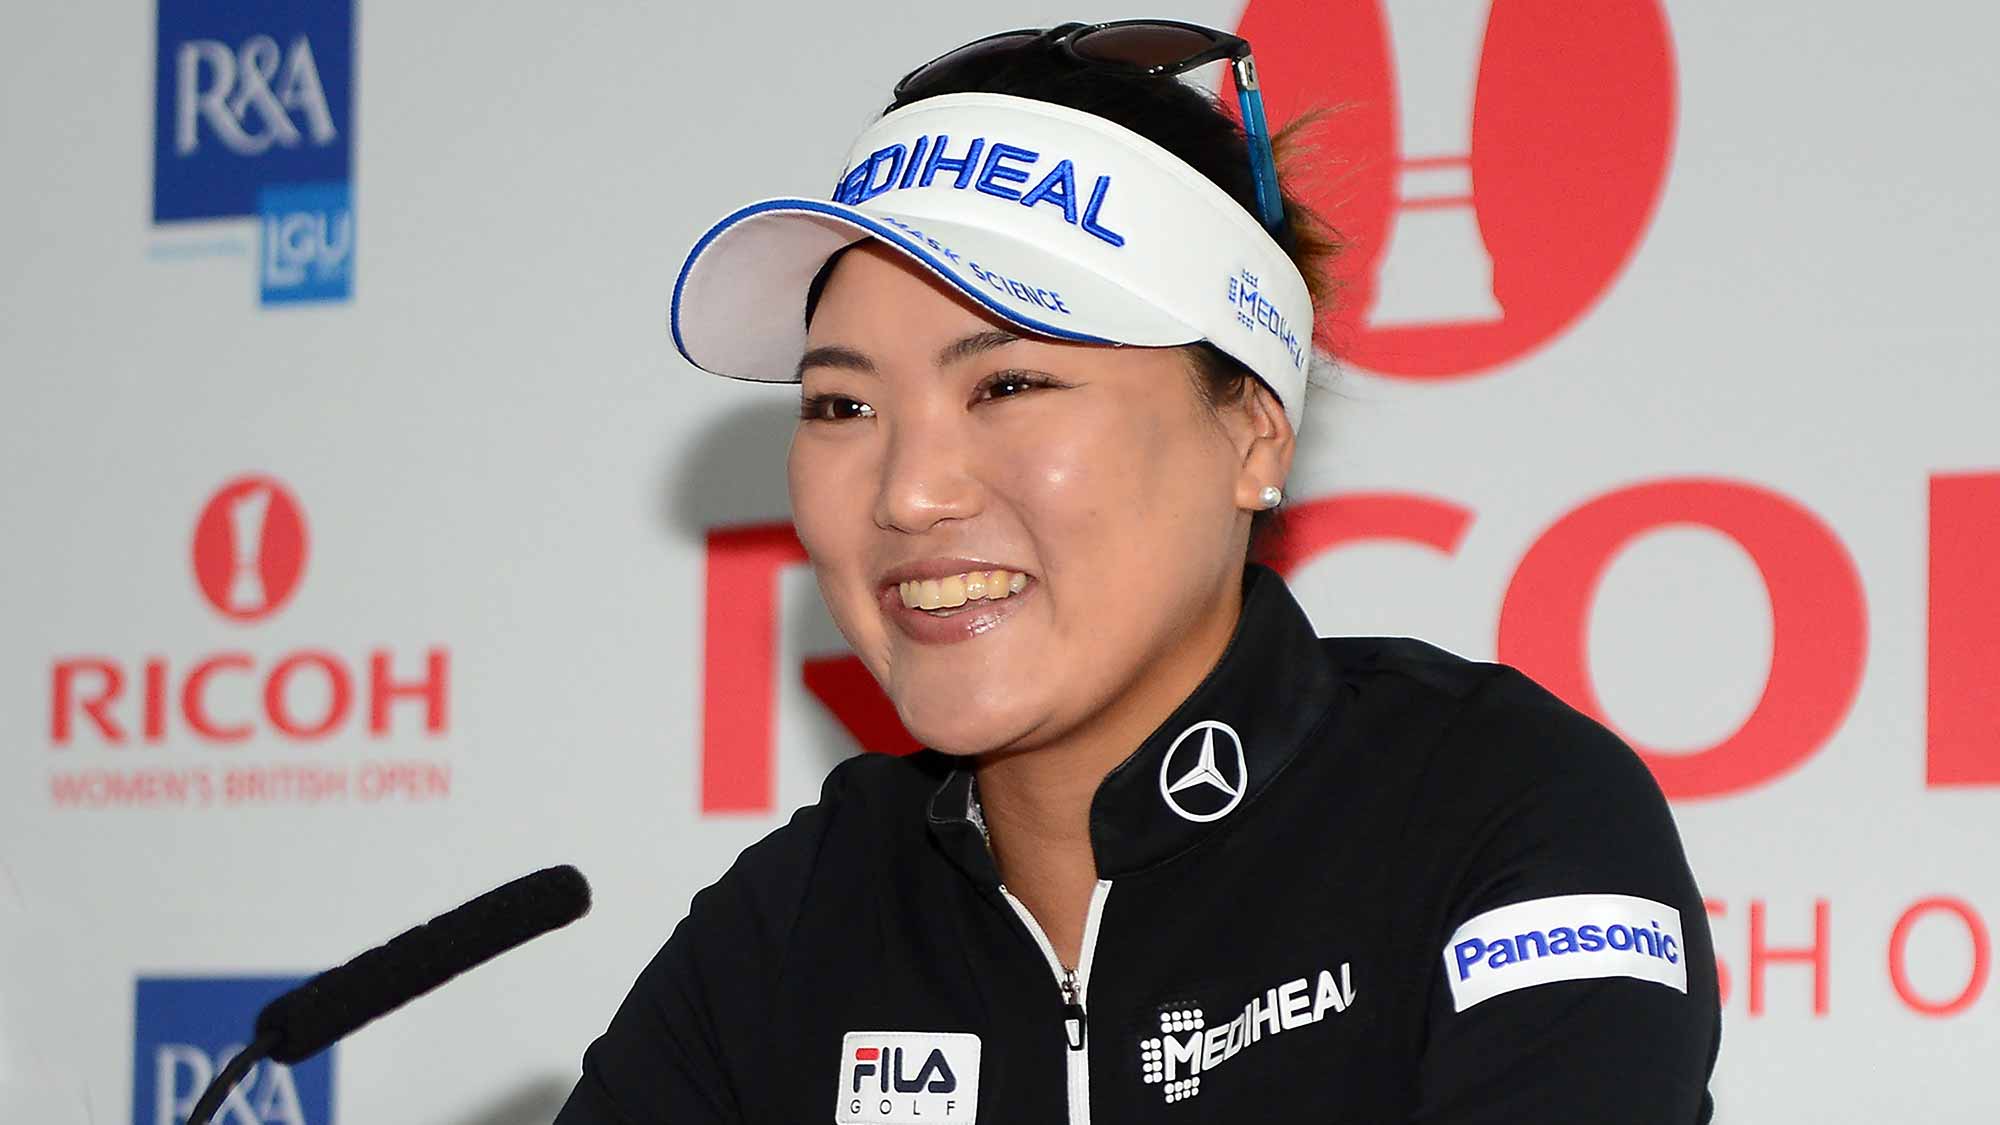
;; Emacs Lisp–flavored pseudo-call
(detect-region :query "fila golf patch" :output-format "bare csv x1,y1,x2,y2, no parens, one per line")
1443,893,1687,1012
836,1031,980,1124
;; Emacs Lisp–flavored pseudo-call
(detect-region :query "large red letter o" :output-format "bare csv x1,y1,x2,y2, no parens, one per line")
1498,478,1865,799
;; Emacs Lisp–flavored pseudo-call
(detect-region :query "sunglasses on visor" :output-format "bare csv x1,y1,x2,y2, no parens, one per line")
892,20,1287,236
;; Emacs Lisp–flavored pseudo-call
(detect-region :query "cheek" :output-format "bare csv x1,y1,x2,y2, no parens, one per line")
996,409,1216,565
788,437,879,635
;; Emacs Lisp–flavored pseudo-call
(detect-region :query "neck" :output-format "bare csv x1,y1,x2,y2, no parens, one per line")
972,569,1245,964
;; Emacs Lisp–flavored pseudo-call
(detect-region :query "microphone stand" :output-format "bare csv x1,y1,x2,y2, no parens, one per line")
185,1029,279,1125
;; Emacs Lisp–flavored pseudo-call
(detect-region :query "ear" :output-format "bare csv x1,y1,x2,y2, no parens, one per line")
1227,379,1296,512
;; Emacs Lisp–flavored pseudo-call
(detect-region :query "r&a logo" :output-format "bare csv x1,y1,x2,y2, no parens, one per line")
836,1031,980,1124
133,976,332,1125
153,0,356,306
153,0,354,224
173,34,336,159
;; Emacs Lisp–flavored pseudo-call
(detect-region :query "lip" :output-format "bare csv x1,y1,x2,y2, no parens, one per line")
876,557,1037,646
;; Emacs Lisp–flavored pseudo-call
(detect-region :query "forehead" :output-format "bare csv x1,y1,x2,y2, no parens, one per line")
806,241,1008,346
800,241,1201,396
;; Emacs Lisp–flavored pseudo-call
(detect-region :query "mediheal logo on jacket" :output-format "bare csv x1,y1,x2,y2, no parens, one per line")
1443,893,1688,1012
835,1031,980,1125
133,975,333,1125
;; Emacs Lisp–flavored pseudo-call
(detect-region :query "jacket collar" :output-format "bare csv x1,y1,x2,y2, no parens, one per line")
926,565,1341,882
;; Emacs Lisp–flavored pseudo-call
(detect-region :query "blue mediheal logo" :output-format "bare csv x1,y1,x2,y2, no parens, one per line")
133,976,334,1125
153,0,353,224
260,182,353,304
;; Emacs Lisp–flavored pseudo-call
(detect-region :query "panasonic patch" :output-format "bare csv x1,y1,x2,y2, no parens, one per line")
1442,893,1688,1012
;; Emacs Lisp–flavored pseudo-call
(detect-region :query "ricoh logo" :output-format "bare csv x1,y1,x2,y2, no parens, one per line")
835,1032,979,1125
133,976,332,1125
173,34,337,158
1137,967,1356,1103
44,474,452,810
152,0,355,305
699,473,2000,815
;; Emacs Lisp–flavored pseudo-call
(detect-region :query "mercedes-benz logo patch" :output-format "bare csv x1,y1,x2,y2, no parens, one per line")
1157,720,1247,823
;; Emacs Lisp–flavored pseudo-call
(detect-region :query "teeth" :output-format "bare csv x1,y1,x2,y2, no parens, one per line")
897,569,1030,612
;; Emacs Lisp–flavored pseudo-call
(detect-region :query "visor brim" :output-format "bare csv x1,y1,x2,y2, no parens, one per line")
670,197,1202,383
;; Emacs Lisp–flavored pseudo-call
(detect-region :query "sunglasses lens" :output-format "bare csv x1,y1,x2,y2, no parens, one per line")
900,30,1043,93
1069,23,1218,69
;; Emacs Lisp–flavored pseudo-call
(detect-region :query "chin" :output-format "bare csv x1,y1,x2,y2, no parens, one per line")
894,693,1042,758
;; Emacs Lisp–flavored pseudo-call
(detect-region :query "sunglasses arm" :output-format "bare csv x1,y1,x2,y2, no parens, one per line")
1231,55,1288,235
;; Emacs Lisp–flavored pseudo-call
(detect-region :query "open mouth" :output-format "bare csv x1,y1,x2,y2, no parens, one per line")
878,564,1037,643
895,568,1030,614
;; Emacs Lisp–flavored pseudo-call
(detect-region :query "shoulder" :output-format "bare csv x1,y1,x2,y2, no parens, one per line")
716,749,951,902
1319,644,1721,1118
1324,638,1699,928
664,748,953,944
1319,635,1659,805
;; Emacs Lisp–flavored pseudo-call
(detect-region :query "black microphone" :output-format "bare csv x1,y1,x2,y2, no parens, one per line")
185,865,591,1125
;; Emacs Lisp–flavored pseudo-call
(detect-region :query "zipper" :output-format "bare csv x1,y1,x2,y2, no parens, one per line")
999,879,1113,1125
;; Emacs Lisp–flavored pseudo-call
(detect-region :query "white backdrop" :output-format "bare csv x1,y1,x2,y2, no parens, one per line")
3,1,1997,1121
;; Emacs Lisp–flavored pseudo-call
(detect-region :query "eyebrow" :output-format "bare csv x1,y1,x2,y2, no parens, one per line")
794,329,1023,381
933,329,1022,368
795,345,874,380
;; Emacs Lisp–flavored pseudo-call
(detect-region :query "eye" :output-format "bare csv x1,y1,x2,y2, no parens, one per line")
972,370,1064,404
799,394,876,422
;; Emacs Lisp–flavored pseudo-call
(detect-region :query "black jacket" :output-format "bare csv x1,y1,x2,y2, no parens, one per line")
557,567,1720,1123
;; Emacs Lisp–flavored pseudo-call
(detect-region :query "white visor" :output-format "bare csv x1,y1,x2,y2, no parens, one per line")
670,92,1313,427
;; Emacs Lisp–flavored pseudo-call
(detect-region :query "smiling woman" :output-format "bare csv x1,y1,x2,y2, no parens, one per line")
791,244,1288,799
559,19,1719,1125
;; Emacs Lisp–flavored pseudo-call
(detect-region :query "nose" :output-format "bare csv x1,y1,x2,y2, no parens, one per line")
873,413,983,534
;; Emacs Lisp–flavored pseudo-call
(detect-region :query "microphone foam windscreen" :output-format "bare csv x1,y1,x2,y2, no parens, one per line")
255,864,591,1063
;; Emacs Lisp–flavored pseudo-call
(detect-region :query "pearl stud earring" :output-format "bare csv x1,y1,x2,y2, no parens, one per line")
1258,485,1284,509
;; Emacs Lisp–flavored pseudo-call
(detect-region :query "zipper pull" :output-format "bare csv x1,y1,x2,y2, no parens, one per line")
1061,968,1087,1051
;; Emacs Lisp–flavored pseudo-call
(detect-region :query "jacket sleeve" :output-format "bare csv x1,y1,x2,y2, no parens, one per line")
553,762,850,1124
1408,667,1721,1124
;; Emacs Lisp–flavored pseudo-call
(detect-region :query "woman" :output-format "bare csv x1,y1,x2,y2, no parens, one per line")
561,21,1719,1124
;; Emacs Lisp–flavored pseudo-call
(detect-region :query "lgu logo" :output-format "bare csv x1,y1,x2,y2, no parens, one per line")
133,976,332,1125
258,182,354,304
153,0,356,305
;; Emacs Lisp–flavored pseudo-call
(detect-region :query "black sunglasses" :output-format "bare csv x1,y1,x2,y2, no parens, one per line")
892,20,1286,234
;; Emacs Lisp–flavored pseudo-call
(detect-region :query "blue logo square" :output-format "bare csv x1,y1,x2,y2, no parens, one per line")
259,182,354,304
154,0,354,223
133,976,334,1125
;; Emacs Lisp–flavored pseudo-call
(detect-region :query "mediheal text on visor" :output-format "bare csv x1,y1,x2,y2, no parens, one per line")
833,134,1128,248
